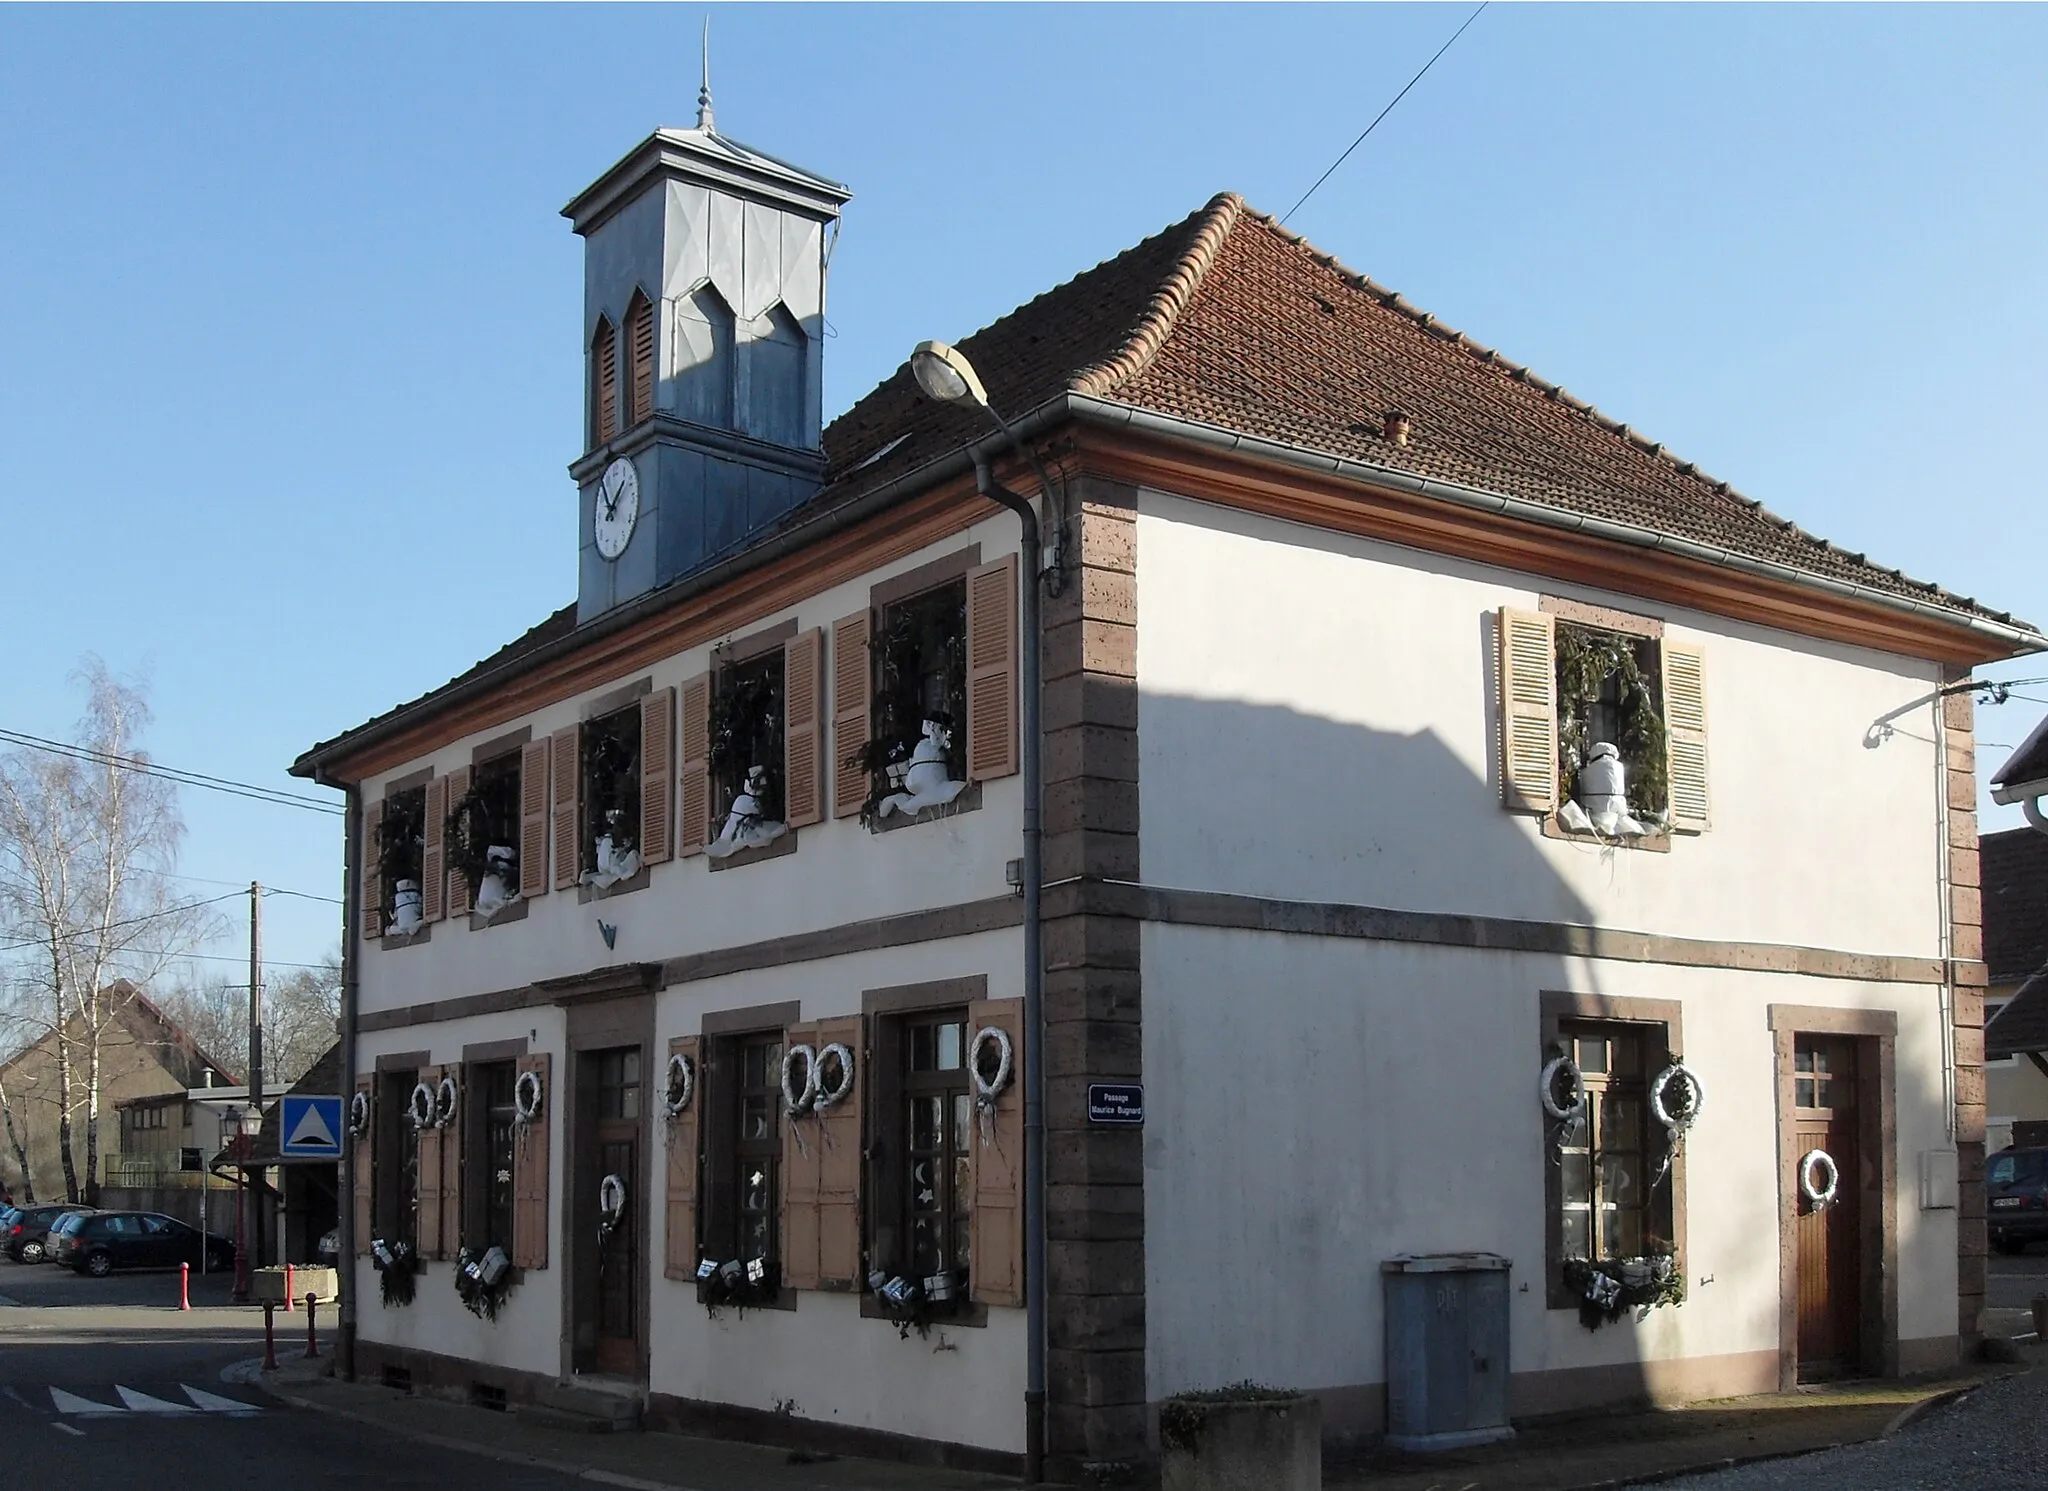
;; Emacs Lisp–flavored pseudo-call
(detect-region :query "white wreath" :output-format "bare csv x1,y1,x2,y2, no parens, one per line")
1540,1055,1586,1121
433,1074,460,1129
1799,1148,1840,1209
407,1081,434,1131
348,1090,371,1138
514,1068,544,1125
781,1044,819,1116
971,1026,1014,1111
598,1173,627,1231
1650,1062,1705,1134
814,1043,856,1111
664,1052,695,1117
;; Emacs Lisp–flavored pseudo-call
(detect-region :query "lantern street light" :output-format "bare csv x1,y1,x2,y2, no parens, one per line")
908,340,1051,1482
225,1102,264,1303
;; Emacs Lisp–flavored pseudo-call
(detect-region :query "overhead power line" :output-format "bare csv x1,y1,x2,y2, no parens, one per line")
0,728,343,816
0,890,244,955
1282,2,1490,226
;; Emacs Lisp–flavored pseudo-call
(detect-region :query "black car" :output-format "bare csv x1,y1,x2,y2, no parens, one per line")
49,1210,235,1277
4,1204,97,1264
1988,1146,2048,1254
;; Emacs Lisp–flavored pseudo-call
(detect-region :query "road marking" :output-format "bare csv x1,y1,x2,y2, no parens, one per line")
117,1385,196,1413
53,1422,84,1437
2,1386,35,1414
49,1388,122,1416
0,1292,21,1306
182,1385,260,1414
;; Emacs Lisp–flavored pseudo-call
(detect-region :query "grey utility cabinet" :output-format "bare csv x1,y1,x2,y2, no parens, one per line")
1381,1252,1514,1451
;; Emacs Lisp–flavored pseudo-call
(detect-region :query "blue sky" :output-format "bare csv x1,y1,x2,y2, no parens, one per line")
3,3,2044,977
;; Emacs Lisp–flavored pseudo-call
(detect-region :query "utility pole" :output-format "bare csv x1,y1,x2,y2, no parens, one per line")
248,882,264,1273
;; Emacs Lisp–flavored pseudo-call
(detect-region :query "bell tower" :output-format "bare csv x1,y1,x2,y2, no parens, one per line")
563,94,850,622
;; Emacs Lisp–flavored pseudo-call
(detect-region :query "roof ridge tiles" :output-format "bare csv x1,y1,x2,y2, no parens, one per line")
1069,192,1245,398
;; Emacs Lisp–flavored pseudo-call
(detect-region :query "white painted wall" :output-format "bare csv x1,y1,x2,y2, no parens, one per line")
1135,490,1948,959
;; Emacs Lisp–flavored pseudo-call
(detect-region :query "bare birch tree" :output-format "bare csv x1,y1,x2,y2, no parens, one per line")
0,659,219,1203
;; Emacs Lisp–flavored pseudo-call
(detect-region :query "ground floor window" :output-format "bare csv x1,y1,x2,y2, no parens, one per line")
373,1070,418,1248
901,1011,972,1285
1556,1022,1663,1261
465,1060,516,1253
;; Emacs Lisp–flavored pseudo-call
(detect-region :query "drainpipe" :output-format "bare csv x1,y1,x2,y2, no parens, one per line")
314,766,361,1382
971,454,1047,1484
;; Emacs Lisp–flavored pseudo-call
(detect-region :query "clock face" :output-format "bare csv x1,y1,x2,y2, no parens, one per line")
594,458,640,560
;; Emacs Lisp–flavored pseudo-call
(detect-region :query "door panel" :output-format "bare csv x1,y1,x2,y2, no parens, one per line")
1793,1036,1860,1380
582,1046,644,1379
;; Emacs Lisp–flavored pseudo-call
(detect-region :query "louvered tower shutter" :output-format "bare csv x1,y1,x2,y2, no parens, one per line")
627,292,655,427
592,319,618,443
1663,642,1711,832
966,555,1019,781
1498,608,1559,814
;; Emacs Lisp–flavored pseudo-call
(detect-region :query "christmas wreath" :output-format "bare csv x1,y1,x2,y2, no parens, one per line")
663,1052,694,1118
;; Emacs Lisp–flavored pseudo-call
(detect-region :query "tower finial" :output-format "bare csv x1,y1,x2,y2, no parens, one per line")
696,16,715,132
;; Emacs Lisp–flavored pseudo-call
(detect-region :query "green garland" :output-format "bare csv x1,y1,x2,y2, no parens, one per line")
372,1238,420,1307
377,791,425,890
708,661,785,824
453,1244,515,1321
1555,626,1670,820
849,588,967,827
443,786,510,895
698,1257,779,1318
1561,1252,1684,1330
580,718,641,863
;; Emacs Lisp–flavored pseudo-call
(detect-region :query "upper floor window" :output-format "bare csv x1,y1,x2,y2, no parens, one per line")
851,579,967,825
447,749,522,914
375,785,427,935
580,704,642,884
707,648,786,855
625,290,656,427
590,315,619,446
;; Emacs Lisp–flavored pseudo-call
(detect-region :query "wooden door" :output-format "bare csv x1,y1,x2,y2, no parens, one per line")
1793,1035,1861,1380
591,1047,644,1378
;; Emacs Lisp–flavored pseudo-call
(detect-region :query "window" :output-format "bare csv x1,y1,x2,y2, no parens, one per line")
710,650,785,835
591,316,618,445
854,580,966,822
625,290,656,427
373,1071,419,1249
702,1033,783,1276
580,705,642,879
1554,623,1668,825
376,786,427,929
901,1013,973,1286
596,1049,641,1120
465,1062,516,1255
448,751,522,901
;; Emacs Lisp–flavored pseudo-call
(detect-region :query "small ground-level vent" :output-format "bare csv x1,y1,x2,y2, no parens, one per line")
381,1365,413,1395
470,1383,507,1412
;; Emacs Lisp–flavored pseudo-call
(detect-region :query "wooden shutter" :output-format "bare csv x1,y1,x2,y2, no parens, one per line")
1663,641,1711,832
640,687,676,865
360,799,384,940
783,629,823,829
352,1075,373,1256
593,318,617,443
512,1053,551,1270
966,554,1020,781
780,1021,822,1291
421,776,447,923
831,611,871,818
628,292,655,426
519,739,551,899
1498,607,1559,814
443,766,472,916
416,1065,444,1260
663,1035,701,1280
440,1068,464,1258
814,1014,863,1289
678,673,711,857
968,997,1026,1307
552,723,581,890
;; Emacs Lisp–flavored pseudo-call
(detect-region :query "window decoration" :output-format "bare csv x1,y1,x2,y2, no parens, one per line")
850,583,967,827
378,787,428,937
663,1052,694,1118
971,1023,1015,1142
781,1044,818,1117
453,1243,515,1320
433,1074,459,1130
513,1068,544,1129
695,1254,778,1315
348,1091,371,1139
580,707,642,888
706,655,786,858
446,754,521,918
1799,1148,1840,1209
598,1173,628,1242
1560,1253,1682,1329
371,1238,420,1307
1648,1061,1704,1186
1554,624,1668,838
1539,1050,1587,1161
407,1081,435,1132
814,1042,856,1112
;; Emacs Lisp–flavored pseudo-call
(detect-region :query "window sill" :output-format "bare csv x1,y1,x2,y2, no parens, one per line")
866,781,983,835
377,923,433,952
468,897,530,931
577,866,651,904
1540,815,1672,854
858,1292,989,1330
706,829,799,873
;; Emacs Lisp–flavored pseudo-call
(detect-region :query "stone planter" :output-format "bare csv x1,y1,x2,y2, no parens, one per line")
1160,1389,1320,1491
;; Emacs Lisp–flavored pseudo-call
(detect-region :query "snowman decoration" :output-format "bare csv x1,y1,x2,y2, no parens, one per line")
706,764,788,858
472,844,520,917
585,807,642,889
1558,740,1648,837
877,718,969,819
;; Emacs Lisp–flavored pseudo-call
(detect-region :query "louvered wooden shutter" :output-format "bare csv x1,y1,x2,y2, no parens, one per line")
831,612,871,818
968,997,1026,1307
1663,642,1711,833
520,739,551,899
353,1075,373,1255
552,724,581,890
814,1014,863,1289
663,1035,701,1280
628,293,655,427
780,1021,822,1291
360,799,385,940
416,1065,444,1259
421,776,447,923
443,765,472,916
783,629,823,829
513,1053,551,1269
440,1068,463,1257
678,674,711,857
640,688,676,865
593,318,617,443
966,555,1020,781
1498,607,1559,814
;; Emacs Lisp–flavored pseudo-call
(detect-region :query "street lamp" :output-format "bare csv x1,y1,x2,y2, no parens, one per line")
226,1103,264,1303
909,340,1050,1483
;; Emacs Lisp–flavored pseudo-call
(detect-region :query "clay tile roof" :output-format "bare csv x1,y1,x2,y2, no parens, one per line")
1984,826,2048,988
1994,713,2048,795
1988,971,2048,1060
296,193,2034,771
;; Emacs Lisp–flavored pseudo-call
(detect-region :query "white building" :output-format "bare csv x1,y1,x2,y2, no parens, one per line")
293,113,2039,1480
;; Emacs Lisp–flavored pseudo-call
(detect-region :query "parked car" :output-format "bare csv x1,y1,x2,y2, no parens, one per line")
1989,1146,2048,1254
49,1210,236,1277
317,1227,339,1266
4,1204,97,1264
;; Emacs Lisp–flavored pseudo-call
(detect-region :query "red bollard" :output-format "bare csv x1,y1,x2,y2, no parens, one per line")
262,1303,278,1372
179,1262,190,1312
303,1293,319,1358
284,1262,295,1313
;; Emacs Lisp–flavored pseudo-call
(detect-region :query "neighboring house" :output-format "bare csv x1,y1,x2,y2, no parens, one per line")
1985,727,2048,1149
291,113,2041,1479
0,981,235,1205
241,1042,344,1265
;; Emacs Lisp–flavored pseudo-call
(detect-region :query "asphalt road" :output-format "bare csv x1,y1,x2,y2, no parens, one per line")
1987,1248,2047,1312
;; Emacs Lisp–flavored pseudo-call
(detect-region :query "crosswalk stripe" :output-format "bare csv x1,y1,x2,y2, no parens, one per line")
181,1385,260,1414
49,1388,122,1416
116,1386,196,1413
